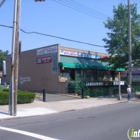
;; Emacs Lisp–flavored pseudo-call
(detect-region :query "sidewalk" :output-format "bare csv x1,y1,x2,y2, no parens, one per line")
0,94,138,121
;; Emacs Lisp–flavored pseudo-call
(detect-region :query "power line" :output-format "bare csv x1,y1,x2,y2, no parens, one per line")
71,0,109,17
53,0,108,21
0,24,105,48
62,0,109,19
53,0,109,21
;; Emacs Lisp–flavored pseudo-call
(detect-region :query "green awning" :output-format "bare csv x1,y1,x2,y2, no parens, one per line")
59,56,125,71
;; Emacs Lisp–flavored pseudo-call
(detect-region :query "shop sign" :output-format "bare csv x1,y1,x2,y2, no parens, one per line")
113,81,125,85
37,46,57,55
86,82,103,86
113,81,119,85
120,81,125,85
132,68,140,82
60,50,78,56
36,56,52,64
126,67,140,82
132,76,140,82
60,50,106,59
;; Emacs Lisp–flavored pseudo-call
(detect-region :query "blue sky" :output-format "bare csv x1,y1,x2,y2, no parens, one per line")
0,0,140,54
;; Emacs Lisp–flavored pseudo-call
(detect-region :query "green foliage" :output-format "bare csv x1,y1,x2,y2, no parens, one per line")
103,3,140,69
67,81,81,93
17,90,35,104
0,50,9,71
0,92,9,105
90,87,118,97
131,85,140,92
135,86,140,92
3,88,9,92
0,90,36,105
0,85,6,91
67,78,91,97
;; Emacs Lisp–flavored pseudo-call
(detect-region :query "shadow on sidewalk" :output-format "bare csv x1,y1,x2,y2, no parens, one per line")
97,93,139,100
35,93,80,102
0,112,8,115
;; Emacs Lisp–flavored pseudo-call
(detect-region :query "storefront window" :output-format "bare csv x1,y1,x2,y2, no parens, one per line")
84,69,92,82
60,68,115,82
97,70,105,81
75,69,81,80
103,70,113,81
92,70,97,81
60,68,70,78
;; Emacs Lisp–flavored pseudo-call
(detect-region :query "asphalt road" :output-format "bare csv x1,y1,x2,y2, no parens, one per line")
0,101,140,140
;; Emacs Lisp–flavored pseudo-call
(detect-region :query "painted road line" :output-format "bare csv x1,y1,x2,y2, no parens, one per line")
0,126,59,140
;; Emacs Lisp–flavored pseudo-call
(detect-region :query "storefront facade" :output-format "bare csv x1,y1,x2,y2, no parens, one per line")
2,44,125,96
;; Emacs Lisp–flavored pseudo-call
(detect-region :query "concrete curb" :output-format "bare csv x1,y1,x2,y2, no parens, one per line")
0,97,139,121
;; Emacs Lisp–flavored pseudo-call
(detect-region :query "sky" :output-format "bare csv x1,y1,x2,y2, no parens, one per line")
0,0,140,54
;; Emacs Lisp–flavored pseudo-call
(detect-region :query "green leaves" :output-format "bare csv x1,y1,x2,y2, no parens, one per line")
103,3,140,68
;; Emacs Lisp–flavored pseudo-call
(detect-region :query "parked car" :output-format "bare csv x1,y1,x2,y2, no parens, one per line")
1,82,9,88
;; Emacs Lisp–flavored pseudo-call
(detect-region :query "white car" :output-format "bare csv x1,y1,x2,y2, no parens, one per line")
1,82,9,88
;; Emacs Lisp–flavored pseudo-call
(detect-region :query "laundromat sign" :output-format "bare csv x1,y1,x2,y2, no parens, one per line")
60,50,105,59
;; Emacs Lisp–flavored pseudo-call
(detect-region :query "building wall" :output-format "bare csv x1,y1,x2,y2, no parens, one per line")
19,44,60,93
2,44,67,93
1,44,112,93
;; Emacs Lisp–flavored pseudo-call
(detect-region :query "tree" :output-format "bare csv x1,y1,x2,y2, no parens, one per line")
0,50,9,71
103,3,140,69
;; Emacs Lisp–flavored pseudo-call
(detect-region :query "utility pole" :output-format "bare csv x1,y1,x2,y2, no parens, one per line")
9,0,45,116
9,0,21,116
118,72,122,100
128,0,132,87
0,0,6,8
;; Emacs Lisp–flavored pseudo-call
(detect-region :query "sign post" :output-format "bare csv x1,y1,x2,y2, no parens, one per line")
118,72,122,100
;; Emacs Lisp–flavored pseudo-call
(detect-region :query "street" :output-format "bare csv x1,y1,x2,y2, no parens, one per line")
0,101,140,140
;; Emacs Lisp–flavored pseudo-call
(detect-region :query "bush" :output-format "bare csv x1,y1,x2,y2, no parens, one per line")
0,92,9,105
0,90,36,105
17,90,35,104
3,88,10,92
0,85,6,92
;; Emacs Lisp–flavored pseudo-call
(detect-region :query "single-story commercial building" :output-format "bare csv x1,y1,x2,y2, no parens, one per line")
2,44,125,96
